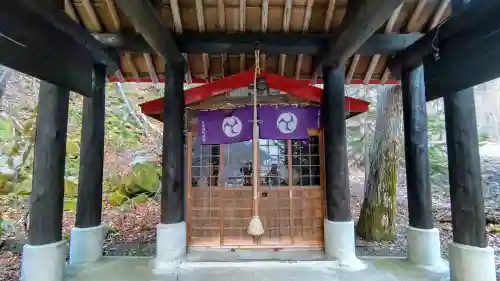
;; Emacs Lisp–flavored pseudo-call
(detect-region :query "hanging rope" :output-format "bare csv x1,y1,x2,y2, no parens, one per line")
247,48,264,237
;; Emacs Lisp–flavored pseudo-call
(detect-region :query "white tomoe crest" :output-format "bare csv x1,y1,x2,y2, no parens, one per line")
276,112,298,134
221,116,243,137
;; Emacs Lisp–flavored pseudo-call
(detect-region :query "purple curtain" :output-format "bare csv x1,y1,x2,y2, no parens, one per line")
197,107,253,144
258,106,320,140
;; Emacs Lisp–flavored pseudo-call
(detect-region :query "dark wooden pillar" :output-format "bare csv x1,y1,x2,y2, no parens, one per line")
28,82,69,245
441,0,487,248
401,65,433,229
75,64,106,228
322,65,351,222
161,62,185,224
444,88,486,247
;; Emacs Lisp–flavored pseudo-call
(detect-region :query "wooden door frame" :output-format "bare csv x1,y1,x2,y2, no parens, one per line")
186,132,325,248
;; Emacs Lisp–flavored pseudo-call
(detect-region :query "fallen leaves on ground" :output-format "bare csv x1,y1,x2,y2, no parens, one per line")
3,163,500,280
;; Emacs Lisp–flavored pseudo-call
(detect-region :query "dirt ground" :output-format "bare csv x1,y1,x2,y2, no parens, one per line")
2,150,500,280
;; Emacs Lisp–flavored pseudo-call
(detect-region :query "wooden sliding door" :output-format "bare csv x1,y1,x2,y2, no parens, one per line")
187,133,324,247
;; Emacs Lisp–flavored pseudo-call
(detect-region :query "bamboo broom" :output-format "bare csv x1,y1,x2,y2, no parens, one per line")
247,50,264,237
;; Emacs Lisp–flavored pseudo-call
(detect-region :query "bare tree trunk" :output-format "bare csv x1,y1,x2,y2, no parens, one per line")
361,87,370,186
115,82,163,151
0,66,13,118
356,85,403,242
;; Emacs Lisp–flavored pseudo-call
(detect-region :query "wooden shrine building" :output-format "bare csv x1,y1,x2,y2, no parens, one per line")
0,0,498,281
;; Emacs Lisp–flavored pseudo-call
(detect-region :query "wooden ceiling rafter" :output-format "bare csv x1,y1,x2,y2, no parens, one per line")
168,0,193,84
100,0,126,81
362,3,403,84
81,0,102,31
379,0,427,84
312,0,336,83
71,0,126,82
70,0,126,81
295,0,315,80
64,0,452,84
124,53,140,80
104,0,121,30
260,0,269,72
380,0,450,84
278,0,293,76
429,0,451,29
64,0,81,23
315,0,404,71
239,0,247,73
407,0,428,31
345,55,360,84
0,0,117,96
114,0,185,74
80,0,126,82
144,53,159,84
195,0,210,80
217,0,227,78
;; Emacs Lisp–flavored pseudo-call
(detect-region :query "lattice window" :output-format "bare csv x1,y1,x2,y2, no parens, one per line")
191,138,221,187
220,142,250,187
291,136,321,186
259,140,287,188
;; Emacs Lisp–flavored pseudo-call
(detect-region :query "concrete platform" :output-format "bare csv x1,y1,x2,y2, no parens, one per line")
65,256,450,281
186,248,326,262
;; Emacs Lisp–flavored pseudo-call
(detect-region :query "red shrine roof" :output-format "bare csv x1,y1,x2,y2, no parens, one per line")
140,71,370,121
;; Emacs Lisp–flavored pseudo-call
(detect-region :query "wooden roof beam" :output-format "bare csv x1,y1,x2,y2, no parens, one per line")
0,1,118,96
93,32,421,56
23,0,117,68
424,5,500,100
362,4,403,84
381,0,450,84
114,0,185,69
379,0,436,84
314,0,404,70
388,0,499,77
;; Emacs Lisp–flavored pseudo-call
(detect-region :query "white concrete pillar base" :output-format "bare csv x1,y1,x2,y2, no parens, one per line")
69,224,106,264
156,221,187,269
21,240,67,281
406,226,447,272
449,242,496,281
324,219,366,271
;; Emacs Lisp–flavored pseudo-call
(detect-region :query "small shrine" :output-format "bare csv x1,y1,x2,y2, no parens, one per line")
0,1,497,281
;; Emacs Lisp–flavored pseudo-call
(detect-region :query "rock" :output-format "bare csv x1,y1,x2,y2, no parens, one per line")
0,238,26,253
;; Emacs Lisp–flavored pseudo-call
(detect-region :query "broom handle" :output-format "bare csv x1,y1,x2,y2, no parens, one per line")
252,58,260,217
